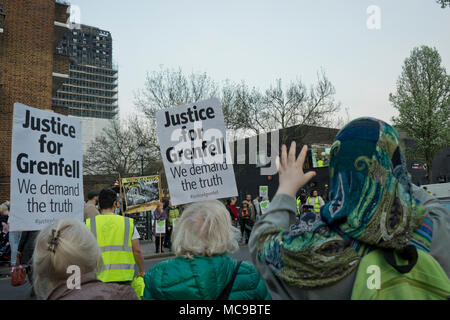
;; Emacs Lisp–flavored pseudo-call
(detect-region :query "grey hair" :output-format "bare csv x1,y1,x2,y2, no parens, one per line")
0,201,9,215
33,219,101,299
172,200,240,258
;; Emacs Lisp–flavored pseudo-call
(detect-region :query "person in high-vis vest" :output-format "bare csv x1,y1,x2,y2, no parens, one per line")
423,187,433,196
296,196,302,216
306,190,325,216
86,188,145,284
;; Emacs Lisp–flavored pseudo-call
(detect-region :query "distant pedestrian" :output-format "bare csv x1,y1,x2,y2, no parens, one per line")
18,230,39,297
33,219,138,300
86,188,145,284
153,202,167,253
1,201,21,272
245,194,256,223
253,195,262,219
84,190,99,221
306,190,325,216
226,197,239,228
164,200,180,250
143,200,271,300
239,201,252,244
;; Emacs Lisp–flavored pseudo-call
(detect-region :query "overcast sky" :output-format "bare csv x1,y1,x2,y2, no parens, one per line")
67,0,450,125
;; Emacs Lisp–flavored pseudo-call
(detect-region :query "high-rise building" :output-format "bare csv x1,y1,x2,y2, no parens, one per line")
0,0,71,203
52,24,119,153
53,24,118,119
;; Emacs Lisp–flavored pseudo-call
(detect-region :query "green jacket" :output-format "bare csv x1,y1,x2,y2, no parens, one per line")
143,254,271,300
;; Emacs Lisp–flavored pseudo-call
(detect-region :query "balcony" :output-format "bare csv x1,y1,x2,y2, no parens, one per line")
54,20,70,48
54,0,70,49
55,1,70,24
53,53,70,94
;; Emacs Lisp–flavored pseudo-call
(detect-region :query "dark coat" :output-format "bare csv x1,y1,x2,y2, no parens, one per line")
47,273,138,300
18,231,39,266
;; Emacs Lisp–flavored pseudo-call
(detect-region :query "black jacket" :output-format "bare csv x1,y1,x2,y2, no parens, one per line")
18,231,39,266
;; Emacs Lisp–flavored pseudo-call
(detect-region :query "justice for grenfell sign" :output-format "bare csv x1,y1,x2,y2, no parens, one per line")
156,98,238,205
9,103,84,231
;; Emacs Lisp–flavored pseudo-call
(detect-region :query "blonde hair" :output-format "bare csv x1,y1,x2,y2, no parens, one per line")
33,219,101,299
172,200,240,258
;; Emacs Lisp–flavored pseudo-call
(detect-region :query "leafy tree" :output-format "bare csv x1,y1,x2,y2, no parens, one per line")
389,46,450,183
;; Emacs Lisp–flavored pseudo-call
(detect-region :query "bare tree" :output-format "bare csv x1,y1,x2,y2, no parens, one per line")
83,116,160,176
134,67,342,143
134,66,218,119
231,71,341,139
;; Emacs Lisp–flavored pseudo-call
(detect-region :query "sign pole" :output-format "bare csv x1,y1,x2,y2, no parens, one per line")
118,173,125,216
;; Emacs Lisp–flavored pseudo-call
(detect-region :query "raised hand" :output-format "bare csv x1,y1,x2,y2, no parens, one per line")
275,142,316,198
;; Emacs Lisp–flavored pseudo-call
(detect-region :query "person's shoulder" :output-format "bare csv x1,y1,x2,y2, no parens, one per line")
102,282,138,300
238,260,259,274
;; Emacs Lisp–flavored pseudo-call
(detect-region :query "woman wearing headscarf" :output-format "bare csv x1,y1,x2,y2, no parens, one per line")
249,118,450,299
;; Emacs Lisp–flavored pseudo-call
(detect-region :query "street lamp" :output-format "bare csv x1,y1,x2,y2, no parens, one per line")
138,142,145,176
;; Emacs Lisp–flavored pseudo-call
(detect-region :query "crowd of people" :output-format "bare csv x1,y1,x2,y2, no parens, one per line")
1,117,449,300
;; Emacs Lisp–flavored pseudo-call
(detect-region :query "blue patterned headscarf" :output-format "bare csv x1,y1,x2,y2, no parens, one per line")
256,118,431,288
321,117,429,252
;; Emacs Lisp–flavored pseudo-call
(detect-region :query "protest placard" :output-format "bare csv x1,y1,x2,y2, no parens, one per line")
155,220,166,234
122,175,161,213
259,186,268,198
156,98,238,205
9,103,84,231
260,200,270,214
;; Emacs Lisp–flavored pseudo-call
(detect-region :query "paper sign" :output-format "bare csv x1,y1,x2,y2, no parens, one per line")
259,186,268,198
9,103,84,231
155,220,166,234
156,98,238,205
260,200,270,214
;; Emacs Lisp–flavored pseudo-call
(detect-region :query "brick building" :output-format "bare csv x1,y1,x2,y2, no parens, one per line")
0,0,71,203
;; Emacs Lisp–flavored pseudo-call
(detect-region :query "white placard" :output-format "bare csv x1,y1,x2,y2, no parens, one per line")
259,186,268,198
260,200,270,214
156,98,238,205
155,220,166,234
9,103,84,231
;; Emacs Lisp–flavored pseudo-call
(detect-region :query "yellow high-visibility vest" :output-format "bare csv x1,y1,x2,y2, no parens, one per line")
307,196,322,214
86,215,135,283
296,197,302,214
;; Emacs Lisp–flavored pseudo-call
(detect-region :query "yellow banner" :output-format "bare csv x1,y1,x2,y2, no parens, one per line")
121,175,161,214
